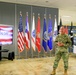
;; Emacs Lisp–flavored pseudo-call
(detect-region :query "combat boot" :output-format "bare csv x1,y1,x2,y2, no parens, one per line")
50,68,56,75
64,69,68,75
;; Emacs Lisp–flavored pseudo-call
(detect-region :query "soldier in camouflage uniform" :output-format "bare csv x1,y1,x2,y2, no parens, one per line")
51,26,72,75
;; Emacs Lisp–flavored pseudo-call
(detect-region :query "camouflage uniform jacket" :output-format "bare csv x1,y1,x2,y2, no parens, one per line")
55,34,72,52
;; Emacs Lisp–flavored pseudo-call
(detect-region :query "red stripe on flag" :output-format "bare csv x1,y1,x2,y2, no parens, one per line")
18,31,24,52
17,13,24,52
24,31,30,50
0,39,12,41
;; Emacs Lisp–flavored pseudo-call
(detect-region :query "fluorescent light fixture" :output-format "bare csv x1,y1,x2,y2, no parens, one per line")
62,16,71,18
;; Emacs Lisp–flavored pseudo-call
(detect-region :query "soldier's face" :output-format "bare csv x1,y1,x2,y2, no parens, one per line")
59,27,65,34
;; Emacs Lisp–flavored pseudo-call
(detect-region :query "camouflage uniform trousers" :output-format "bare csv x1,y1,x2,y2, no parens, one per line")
53,51,69,70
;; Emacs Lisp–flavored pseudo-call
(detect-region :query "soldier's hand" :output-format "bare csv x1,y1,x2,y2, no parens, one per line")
56,42,61,46
60,43,64,46
57,42,64,46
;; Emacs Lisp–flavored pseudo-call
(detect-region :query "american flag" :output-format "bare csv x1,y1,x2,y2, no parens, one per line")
17,13,24,52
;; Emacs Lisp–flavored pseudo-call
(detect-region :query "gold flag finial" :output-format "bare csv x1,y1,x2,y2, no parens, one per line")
26,12,28,16
20,11,22,16
44,14,46,19
49,14,51,19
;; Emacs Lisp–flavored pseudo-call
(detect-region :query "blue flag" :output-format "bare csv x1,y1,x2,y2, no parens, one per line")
47,18,53,50
42,18,47,52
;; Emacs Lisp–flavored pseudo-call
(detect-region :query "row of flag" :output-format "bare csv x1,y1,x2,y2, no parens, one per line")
17,12,69,53
18,13,41,52
17,12,58,53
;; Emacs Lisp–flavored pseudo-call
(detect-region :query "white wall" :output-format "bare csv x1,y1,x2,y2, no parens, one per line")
59,9,76,26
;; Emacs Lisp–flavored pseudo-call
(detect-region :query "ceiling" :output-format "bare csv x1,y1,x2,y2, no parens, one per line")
0,0,76,11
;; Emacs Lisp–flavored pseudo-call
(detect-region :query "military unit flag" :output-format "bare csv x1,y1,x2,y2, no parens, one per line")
47,16,53,50
36,14,41,52
59,18,62,28
69,22,73,34
42,16,47,52
31,14,36,51
53,15,57,41
58,18,62,33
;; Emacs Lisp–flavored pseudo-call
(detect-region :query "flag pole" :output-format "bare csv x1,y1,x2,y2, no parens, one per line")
31,13,35,58
15,4,17,59
49,14,51,19
53,15,57,55
30,6,33,58
38,13,40,58
25,12,28,59
18,11,22,59
44,14,46,58
18,51,20,59
49,14,52,57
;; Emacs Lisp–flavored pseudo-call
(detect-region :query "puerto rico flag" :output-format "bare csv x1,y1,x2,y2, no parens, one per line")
24,13,30,50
